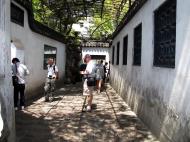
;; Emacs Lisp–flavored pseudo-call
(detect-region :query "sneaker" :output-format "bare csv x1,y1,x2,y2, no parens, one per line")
86,105,91,112
15,107,18,111
45,96,49,102
21,106,25,110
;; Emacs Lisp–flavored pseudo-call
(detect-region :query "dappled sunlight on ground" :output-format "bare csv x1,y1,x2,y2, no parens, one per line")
16,83,159,142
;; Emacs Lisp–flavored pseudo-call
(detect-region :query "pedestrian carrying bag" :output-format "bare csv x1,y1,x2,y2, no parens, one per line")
87,77,96,86
12,63,19,86
12,76,18,86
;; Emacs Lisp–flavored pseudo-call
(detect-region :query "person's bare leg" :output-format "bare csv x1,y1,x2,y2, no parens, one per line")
99,80,102,91
96,80,99,90
96,80,100,93
87,94,93,106
87,92,93,111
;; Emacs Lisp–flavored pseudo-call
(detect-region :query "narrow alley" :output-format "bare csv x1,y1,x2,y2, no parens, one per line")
2,0,190,141
15,83,158,142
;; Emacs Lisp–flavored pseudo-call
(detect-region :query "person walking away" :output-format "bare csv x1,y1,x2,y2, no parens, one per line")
12,58,29,110
104,62,108,82
80,54,96,111
95,60,104,93
44,58,59,101
106,61,110,82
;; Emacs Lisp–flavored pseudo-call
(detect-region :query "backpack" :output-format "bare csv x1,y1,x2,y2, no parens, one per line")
53,65,56,73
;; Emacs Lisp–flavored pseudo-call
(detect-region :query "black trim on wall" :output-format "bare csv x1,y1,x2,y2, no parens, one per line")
133,23,142,66
112,46,115,65
123,35,128,65
11,3,24,27
91,55,106,60
153,0,176,68
116,42,120,65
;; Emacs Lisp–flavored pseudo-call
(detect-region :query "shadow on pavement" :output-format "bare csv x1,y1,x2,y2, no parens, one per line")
15,83,158,142
15,111,53,142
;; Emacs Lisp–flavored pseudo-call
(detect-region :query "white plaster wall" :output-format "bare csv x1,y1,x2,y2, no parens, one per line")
82,47,110,63
11,1,66,98
0,0,15,141
110,0,190,141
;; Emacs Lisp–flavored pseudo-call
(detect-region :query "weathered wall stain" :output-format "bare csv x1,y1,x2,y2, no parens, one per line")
110,66,190,142
110,0,190,141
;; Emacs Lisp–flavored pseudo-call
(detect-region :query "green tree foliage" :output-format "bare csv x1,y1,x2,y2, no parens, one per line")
33,0,52,26
89,0,131,40
32,0,132,40
32,0,81,36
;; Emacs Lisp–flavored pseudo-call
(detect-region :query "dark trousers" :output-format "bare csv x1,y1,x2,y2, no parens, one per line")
14,84,25,107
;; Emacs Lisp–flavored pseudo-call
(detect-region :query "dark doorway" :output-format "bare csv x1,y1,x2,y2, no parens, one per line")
91,55,106,60
91,55,106,63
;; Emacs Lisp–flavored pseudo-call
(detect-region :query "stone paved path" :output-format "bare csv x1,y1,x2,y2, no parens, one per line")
16,83,159,142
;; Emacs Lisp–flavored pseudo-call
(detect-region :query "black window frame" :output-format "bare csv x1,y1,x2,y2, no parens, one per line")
133,23,142,66
116,42,120,65
153,0,176,68
43,45,57,70
112,46,115,65
11,3,24,27
123,35,128,65
91,55,106,60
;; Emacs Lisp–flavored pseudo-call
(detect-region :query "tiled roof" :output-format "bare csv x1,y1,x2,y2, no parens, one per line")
81,41,110,48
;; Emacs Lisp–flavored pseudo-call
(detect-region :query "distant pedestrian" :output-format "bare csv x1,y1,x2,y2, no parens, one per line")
95,60,104,93
12,58,29,110
44,58,59,102
104,62,108,82
106,61,110,82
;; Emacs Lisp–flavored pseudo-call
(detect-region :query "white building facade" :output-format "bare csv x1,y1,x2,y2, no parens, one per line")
81,41,110,63
0,0,15,141
110,0,190,141
11,0,66,99
0,0,67,141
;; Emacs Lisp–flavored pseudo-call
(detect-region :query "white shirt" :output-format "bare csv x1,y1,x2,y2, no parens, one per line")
85,60,96,77
12,63,29,84
47,65,58,78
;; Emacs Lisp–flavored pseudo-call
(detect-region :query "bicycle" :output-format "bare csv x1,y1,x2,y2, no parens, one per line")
44,76,56,102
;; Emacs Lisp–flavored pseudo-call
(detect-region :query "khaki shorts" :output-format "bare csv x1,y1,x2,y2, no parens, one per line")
44,78,56,92
83,79,95,96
